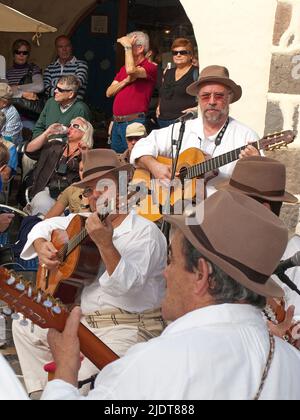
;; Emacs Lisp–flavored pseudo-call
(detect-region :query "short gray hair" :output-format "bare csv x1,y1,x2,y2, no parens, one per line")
182,237,266,309
127,31,150,54
70,117,94,149
58,75,81,93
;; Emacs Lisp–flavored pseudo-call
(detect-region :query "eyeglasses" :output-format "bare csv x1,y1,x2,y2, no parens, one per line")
172,50,191,56
82,187,94,198
199,92,227,102
55,86,73,93
14,50,29,56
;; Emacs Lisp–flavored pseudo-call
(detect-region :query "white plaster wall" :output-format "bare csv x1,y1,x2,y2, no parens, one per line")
180,0,277,136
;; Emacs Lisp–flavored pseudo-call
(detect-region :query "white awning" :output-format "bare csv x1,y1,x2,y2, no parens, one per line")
0,3,57,33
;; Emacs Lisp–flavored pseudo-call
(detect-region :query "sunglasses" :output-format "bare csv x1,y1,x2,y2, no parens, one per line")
14,50,30,56
172,50,191,56
69,123,86,132
82,187,94,198
55,86,73,93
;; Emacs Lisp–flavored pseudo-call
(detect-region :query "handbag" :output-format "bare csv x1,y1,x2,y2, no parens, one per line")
12,64,48,120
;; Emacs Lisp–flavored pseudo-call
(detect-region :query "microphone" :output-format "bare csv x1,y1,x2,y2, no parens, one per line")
175,110,198,123
275,251,300,274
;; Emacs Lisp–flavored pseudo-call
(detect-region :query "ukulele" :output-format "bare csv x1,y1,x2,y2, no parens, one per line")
36,187,145,303
0,267,119,369
132,130,296,222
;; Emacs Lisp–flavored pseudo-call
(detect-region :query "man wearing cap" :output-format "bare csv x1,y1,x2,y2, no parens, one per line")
0,82,22,145
131,65,260,197
13,149,167,397
217,156,300,339
41,191,300,400
118,122,147,165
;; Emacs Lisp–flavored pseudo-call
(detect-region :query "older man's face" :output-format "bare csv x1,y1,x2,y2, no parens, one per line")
162,230,197,322
198,83,231,125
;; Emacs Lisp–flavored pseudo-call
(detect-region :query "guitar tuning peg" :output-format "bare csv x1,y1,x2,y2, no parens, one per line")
11,312,20,321
2,307,12,316
43,296,53,309
35,290,43,304
27,285,33,298
52,305,62,315
19,316,29,327
15,282,26,292
6,275,16,286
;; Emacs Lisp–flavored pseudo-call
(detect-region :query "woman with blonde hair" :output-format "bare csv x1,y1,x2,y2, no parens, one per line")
24,116,94,215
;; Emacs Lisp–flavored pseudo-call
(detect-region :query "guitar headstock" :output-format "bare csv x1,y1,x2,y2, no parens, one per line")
261,130,296,151
0,267,68,331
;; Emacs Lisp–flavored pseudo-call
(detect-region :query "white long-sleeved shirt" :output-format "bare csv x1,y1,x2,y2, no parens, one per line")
0,355,28,400
21,211,167,314
130,117,259,196
272,235,300,321
41,304,300,400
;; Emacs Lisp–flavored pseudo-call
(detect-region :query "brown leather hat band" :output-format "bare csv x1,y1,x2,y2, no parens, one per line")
229,179,285,198
189,225,269,285
83,166,116,178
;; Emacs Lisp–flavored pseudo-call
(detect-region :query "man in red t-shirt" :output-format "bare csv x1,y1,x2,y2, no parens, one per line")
106,31,157,153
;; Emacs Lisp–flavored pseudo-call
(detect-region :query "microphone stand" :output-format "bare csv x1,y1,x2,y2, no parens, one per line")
275,270,300,297
161,121,186,242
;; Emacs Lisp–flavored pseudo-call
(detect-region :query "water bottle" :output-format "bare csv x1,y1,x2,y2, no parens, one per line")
0,314,6,347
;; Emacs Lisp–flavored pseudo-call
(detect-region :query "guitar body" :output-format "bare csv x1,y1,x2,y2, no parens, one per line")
36,215,101,302
132,148,206,222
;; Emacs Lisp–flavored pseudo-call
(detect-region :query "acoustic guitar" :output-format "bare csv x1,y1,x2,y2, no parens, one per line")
264,298,300,350
36,187,145,303
0,267,119,370
132,130,296,222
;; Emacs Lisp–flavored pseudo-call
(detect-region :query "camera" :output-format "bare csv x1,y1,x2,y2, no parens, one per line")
56,162,68,176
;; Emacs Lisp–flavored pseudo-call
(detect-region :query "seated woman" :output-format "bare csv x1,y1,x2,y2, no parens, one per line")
24,117,93,216
44,160,90,218
6,39,44,129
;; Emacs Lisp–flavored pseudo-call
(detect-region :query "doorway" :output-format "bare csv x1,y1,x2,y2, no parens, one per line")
70,0,197,118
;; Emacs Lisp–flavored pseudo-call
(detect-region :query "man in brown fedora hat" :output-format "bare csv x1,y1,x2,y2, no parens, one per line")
13,149,167,397
40,191,300,400
131,65,260,197
217,156,300,343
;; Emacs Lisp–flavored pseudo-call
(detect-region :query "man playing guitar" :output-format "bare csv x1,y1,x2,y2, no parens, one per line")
13,149,167,397
130,65,260,196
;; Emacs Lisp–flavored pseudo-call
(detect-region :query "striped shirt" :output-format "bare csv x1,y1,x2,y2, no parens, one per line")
0,105,23,146
43,56,88,100
6,63,41,86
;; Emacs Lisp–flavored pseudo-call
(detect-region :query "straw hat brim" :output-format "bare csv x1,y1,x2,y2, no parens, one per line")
164,213,284,298
186,76,242,103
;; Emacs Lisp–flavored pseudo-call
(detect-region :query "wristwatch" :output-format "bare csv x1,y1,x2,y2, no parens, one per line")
124,46,132,51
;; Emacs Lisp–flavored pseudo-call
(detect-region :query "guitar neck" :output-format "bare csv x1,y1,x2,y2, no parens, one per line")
78,323,119,369
186,140,260,179
66,227,88,257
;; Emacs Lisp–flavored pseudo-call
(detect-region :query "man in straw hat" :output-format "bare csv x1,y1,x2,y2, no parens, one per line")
41,191,300,400
13,149,167,397
131,65,260,197
217,155,300,341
